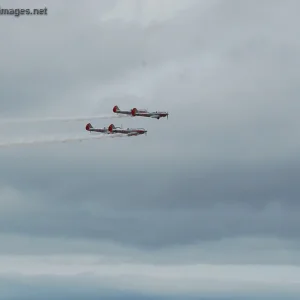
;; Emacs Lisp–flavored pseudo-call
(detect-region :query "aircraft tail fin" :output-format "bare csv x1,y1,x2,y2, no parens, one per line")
86,123,93,131
108,124,116,132
113,105,120,113
131,108,137,116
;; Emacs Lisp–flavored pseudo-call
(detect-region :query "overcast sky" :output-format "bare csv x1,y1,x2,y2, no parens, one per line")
0,0,300,299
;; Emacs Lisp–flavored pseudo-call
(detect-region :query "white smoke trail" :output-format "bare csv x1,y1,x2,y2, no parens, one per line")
0,133,126,148
0,114,130,124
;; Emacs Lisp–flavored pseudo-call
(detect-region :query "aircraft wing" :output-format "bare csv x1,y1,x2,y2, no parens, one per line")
127,131,139,136
150,114,160,118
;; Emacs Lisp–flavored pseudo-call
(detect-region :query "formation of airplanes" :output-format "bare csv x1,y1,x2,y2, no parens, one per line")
86,123,147,136
113,105,168,119
85,105,169,137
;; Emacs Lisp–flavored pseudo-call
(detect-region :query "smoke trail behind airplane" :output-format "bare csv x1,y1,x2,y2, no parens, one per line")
0,133,126,148
0,114,129,124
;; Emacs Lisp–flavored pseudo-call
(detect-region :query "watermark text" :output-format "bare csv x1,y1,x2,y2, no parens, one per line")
0,7,47,17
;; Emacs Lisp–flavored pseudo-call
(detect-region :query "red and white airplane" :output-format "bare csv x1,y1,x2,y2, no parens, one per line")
85,123,110,133
108,124,147,136
112,105,132,116
113,105,169,119
86,123,147,136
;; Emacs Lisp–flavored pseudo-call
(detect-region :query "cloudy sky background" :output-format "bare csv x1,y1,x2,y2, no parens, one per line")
0,0,300,299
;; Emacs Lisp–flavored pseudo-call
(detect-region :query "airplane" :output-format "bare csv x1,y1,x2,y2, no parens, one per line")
108,124,147,136
131,107,169,119
112,105,132,116
85,123,110,133
113,105,169,119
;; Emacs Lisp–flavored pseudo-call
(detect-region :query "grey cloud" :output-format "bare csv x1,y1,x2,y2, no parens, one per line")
0,0,300,297
0,234,300,266
0,275,139,300
0,159,299,249
0,262,299,299
0,273,273,300
0,0,145,116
